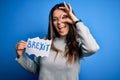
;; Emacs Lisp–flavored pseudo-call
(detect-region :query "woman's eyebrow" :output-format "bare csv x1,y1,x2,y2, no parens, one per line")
52,17,57,19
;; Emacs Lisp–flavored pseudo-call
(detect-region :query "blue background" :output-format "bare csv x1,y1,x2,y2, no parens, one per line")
0,0,120,80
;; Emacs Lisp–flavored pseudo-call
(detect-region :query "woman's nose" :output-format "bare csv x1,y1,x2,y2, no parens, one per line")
58,19,63,24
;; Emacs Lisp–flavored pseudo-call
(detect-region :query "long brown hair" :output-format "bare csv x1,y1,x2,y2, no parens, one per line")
46,3,82,64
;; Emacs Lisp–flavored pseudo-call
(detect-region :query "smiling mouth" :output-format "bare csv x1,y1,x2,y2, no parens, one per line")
58,26,66,31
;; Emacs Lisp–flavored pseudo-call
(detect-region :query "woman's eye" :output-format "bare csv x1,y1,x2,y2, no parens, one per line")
62,15,68,19
53,18,58,21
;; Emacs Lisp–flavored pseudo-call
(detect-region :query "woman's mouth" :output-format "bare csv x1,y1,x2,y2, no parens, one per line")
58,26,66,32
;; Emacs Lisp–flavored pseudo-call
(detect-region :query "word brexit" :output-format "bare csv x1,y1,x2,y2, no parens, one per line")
26,37,52,57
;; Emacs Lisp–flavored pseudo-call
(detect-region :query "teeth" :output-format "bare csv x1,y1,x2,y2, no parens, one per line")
58,26,65,30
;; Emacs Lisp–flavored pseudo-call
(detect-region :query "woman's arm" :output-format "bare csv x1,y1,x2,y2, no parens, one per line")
59,2,100,56
16,53,40,74
76,21,100,56
15,40,39,74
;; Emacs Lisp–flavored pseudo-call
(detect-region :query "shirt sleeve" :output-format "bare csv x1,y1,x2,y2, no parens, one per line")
76,22,100,57
15,53,40,74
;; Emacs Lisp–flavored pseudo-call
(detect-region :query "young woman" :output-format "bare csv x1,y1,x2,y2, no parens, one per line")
16,2,99,80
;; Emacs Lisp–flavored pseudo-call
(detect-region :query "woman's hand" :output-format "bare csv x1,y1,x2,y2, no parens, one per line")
16,40,27,58
59,2,79,24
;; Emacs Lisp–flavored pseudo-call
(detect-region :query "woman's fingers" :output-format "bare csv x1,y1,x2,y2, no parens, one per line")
16,40,27,50
19,40,27,44
64,18,73,24
16,44,26,50
59,3,71,11
59,7,66,10
59,2,75,24
64,2,69,11
16,40,27,58
68,3,72,11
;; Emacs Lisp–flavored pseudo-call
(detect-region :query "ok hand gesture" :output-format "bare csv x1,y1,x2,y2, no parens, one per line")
59,2,79,24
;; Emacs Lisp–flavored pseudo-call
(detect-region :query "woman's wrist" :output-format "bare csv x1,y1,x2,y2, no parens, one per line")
17,54,23,58
74,19,82,24
73,20,82,27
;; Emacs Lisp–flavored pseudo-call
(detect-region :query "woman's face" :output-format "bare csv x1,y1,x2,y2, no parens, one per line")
52,9,69,37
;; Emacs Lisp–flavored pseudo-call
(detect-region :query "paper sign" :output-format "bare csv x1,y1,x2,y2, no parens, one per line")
25,37,52,57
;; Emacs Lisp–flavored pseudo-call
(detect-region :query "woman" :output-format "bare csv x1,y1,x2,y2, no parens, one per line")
16,2,99,80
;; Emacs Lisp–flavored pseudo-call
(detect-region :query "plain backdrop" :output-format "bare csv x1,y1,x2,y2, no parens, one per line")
0,0,120,80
